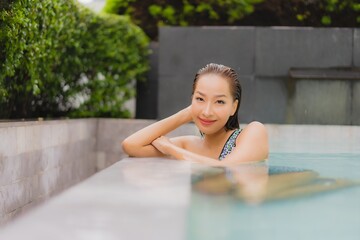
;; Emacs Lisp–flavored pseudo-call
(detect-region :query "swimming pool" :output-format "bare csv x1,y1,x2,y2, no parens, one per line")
0,124,359,240
188,153,360,240
188,124,360,240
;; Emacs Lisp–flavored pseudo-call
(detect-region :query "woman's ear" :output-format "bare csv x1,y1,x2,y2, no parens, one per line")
231,99,239,116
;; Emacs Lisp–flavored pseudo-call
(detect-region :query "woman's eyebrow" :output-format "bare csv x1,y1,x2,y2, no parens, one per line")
195,91,227,98
195,91,205,96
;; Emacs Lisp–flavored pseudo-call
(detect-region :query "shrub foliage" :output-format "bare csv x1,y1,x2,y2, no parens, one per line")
0,0,149,119
103,0,264,40
103,0,360,41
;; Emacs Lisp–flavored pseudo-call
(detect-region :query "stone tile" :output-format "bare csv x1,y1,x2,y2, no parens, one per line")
96,152,107,171
136,43,159,120
352,81,360,125
56,123,68,145
290,79,351,124
158,73,194,119
0,151,45,186
40,124,53,149
256,27,353,76
96,138,121,154
37,167,61,197
31,125,43,152
2,178,35,214
0,127,17,157
238,76,257,123
47,146,64,169
97,120,137,148
184,27,255,76
25,126,38,153
0,190,5,214
16,127,26,155
159,27,255,76
159,27,191,76
253,77,288,123
102,153,122,169
354,29,360,67
0,156,22,186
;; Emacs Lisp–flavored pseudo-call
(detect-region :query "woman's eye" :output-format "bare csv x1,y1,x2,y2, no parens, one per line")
217,100,225,104
196,97,204,102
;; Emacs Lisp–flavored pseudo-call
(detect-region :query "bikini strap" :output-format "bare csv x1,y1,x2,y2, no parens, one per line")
218,129,242,160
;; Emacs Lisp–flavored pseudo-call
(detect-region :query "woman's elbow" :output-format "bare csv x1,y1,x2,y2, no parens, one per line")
121,138,135,157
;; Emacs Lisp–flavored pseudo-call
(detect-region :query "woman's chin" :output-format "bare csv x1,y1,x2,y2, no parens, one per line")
195,125,222,136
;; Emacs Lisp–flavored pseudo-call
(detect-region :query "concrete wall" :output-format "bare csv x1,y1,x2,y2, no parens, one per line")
136,42,159,119
0,120,97,224
157,27,360,125
0,118,193,225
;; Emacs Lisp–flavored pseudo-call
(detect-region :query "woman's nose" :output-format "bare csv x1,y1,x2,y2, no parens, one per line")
202,103,213,117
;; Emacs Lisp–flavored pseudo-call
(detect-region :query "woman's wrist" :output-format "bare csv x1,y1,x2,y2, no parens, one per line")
177,106,192,124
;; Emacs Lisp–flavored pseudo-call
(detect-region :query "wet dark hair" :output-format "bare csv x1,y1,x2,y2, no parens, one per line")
192,63,242,131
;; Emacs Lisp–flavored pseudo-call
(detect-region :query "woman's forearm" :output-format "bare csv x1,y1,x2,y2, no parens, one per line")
164,142,225,167
122,107,192,157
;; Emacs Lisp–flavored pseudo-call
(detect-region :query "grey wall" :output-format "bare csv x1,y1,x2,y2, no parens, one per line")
0,118,196,225
0,120,97,224
157,27,360,125
136,42,159,119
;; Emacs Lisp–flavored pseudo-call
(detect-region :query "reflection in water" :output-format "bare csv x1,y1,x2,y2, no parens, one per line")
192,162,359,205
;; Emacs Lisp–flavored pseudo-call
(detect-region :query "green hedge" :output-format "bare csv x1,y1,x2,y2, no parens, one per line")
103,0,360,41
103,0,263,40
0,0,149,119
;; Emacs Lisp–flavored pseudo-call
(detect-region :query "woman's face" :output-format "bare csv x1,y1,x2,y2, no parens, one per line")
191,74,238,135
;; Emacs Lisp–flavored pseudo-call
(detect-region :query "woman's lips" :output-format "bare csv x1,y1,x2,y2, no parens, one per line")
199,118,216,126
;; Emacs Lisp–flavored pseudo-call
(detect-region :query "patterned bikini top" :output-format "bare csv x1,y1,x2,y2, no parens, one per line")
218,128,242,160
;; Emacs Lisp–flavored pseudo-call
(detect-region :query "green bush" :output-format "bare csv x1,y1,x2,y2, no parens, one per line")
103,0,360,41
0,0,149,119
103,0,264,40
245,0,360,27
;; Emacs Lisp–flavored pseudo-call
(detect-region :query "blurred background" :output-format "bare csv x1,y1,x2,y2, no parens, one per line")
1,0,359,123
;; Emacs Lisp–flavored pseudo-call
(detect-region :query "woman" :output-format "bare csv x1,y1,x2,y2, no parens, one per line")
122,63,269,166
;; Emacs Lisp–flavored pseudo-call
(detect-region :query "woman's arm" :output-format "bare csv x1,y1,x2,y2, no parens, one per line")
121,106,192,157
152,121,269,166
152,136,224,166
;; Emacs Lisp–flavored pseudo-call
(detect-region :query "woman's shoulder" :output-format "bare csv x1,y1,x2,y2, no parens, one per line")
243,121,267,132
238,121,268,142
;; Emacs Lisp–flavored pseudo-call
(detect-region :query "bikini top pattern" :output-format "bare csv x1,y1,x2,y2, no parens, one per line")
218,128,242,160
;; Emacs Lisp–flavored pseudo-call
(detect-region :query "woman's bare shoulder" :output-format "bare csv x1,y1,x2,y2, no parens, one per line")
241,121,267,135
237,121,268,148
238,121,268,155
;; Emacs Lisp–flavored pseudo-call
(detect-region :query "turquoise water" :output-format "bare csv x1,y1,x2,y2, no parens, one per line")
188,152,360,240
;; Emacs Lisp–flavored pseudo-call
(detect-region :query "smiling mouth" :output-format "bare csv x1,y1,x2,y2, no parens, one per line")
199,118,216,126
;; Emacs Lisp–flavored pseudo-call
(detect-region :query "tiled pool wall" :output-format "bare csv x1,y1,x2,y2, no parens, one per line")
1,119,360,225
0,119,94,224
0,119,159,225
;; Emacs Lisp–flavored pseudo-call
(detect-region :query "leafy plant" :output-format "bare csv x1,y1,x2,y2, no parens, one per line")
103,0,264,40
0,0,149,119
103,0,360,41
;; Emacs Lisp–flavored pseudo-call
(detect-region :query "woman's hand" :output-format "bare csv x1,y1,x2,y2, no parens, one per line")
122,105,193,158
151,136,174,156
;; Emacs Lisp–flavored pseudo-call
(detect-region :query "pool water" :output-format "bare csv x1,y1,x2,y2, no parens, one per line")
188,152,360,240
